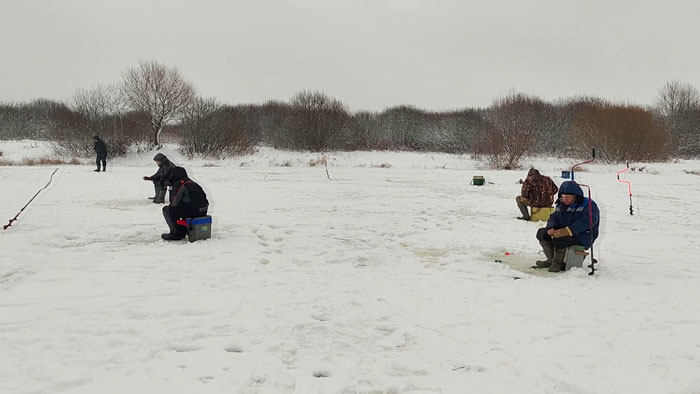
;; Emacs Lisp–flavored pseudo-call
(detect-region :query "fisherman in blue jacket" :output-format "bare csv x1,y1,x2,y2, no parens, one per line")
535,180,600,272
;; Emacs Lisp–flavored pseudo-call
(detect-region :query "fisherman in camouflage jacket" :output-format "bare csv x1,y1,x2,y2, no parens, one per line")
516,168,558,220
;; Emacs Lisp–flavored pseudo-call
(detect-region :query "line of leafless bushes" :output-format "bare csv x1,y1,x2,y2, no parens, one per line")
1,59,699,168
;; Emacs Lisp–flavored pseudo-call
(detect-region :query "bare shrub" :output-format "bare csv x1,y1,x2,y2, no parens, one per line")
374,105,425,151
475,92,552,169
436,109,491,154
121,60,196,146
286,91,350,151
342,111,380,150
180,98,252,158
0,99,60,140
250,100,295,149
21,157,80,166
568,100,671,163
340,107,489,153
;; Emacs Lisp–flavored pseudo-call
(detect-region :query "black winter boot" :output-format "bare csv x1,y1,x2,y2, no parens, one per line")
161,232,185,241
148,184,159,200
153,188,166,203
548,248,567,272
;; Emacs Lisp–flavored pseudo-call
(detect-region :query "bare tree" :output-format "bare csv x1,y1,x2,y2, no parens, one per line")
655,81,700,157
655,81,700,118
121,60,196,146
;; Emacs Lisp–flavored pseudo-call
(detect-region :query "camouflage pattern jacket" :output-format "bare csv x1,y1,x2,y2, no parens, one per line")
521,169,558,207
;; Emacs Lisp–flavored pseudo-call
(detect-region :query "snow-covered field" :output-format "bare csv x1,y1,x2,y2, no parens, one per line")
2,140,700,394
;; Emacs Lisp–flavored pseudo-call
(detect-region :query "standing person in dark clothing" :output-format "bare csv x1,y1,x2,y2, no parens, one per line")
516,168,558,220
93,135,107,172
535,181,600,272
142,153,176,203
161,167,209,240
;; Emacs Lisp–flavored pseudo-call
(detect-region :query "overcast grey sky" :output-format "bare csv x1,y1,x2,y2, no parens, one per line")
1,0,699,111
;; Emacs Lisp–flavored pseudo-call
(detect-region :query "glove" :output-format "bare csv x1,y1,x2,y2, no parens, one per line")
143,176,151,181
552,227,573,238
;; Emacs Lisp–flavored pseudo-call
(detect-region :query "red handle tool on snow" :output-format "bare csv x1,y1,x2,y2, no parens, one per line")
617,164,633,216
569,149,598,275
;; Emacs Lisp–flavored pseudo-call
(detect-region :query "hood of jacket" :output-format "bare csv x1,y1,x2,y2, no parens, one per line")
153,153,169,164
558,181,584,197
169,166,189,183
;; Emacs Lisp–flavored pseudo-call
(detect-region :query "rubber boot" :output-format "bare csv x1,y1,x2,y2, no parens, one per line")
162,232,184,240
148,183,159,200
548,247,567,272
153,188,166,203
535,242,554,268
161,207,184,240
516,198,530,221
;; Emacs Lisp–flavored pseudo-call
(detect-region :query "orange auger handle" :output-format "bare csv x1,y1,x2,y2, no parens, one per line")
616,164,634,216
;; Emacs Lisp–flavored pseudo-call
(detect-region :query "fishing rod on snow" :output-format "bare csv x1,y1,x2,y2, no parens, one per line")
617,163,633,215
3,168,59,230
570,148,598,275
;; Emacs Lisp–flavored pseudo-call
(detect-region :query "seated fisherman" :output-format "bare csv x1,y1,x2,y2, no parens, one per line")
535,180,600,272
516,168,558,220
161,167,209,240
142,153,176,203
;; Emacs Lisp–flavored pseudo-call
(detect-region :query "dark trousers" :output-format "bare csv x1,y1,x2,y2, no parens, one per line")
96,153,106,170
536,227,581,249
163,205,208,235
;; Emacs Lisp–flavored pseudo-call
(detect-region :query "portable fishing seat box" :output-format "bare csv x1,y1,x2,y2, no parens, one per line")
564,245,588,270
530,206,555,222
176,215,212,242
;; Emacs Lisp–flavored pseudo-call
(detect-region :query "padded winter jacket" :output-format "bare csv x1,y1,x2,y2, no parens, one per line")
93,136,107,156
149,153,176,186
521,169,558,207
169,167,209,214
545,181,600,249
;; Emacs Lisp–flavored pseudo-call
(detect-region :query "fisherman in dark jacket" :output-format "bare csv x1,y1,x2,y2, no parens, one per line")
142,153,176,203
535,181,600,272
516,168,558,220
161,167,209,240
93,135,107,172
